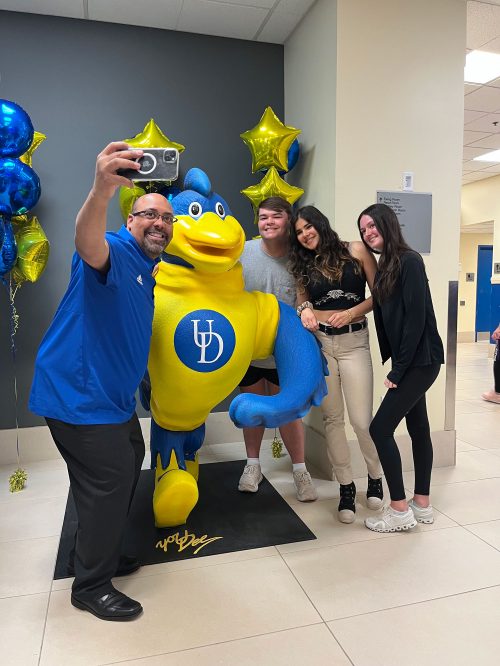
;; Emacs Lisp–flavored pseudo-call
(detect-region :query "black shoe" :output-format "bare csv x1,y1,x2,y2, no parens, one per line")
338,481,356,524
67,555,141,578
71,588,143,621
366,475,384,510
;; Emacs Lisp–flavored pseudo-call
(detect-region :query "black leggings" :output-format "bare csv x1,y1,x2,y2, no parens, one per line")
494,341,500,393
369,363,441,501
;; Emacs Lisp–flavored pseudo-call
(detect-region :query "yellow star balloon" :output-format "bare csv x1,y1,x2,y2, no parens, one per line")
241,167,304,223
119,184,147,221
19,131,46,168
240,107,301,173
12,216,49,284
124,119,185,153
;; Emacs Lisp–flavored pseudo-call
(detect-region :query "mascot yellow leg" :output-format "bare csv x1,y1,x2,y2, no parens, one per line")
153,452,199,528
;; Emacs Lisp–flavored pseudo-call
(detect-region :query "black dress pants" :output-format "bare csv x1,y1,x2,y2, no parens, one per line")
46,414,144,599
369,364,441,501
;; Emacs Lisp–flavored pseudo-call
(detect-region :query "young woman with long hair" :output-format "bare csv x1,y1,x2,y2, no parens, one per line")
289,205,383,523
357,203,444,533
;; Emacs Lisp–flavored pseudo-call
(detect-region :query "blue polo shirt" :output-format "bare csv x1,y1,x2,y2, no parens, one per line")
29,226,158,425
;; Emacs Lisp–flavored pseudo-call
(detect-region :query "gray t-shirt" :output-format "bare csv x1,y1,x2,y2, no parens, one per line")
240,239,296,369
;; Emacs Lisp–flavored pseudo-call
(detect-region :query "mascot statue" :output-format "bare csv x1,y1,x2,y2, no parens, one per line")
144,168,327,527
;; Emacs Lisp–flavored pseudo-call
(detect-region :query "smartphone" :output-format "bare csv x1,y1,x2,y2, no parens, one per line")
118,148,179,181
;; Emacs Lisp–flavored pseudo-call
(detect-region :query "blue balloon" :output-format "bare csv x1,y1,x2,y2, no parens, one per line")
0,99,34,158
0,158,41,216
0,217,5,250
287,138,300,171
0,220,17,277
158,184,181,202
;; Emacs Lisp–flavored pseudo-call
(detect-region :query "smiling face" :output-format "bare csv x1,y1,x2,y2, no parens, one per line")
127,193,173,259
257,206,290,242
359,214,384,252
294,217,320,252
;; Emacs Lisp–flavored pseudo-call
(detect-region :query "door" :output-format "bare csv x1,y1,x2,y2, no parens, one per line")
475,245,493,340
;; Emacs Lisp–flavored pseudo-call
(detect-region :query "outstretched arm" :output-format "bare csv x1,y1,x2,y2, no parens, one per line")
75,141,142,270
229,301,328,428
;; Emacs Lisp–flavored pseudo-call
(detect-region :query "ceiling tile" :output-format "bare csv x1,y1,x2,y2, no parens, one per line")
219,0,275,6
465,83,480,95
464,109,488,124
88,0,182,29
0,0,83,18
479,34,500,54
462,171,496,183
177,0,268,40
468,133,500,149
258,8,303,43
467,1,500,50
464,111,500,131
463,145,494,161
463,85,500,112
477,163,500,172
464,130,491,144
277,0,316,13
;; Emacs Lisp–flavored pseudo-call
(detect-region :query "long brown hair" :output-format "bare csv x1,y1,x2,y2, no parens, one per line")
289,205,361,292
357,203,414,302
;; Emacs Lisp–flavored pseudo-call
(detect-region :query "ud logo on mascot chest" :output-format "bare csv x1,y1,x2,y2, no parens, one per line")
174,309,235,371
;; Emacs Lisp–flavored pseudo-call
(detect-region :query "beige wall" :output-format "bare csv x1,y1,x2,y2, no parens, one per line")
285,0,465,440
462,175,500,288
458,233,494,338
284,0,337,213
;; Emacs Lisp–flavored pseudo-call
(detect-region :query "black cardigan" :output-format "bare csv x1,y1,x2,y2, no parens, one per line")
373,251,444,384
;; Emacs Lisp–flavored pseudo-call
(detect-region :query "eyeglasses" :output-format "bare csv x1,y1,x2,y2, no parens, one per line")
131,209,177,224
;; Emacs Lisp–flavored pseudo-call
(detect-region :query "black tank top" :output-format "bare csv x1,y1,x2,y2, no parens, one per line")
307,261,366,310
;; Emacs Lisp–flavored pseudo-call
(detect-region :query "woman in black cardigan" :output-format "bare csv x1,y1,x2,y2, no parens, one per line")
357,203,444,533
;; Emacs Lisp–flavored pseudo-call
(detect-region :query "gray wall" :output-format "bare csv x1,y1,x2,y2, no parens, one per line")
0,11,284,428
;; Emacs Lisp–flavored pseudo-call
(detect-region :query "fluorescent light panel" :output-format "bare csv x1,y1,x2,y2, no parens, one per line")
464,50,500,84
473,149,500,162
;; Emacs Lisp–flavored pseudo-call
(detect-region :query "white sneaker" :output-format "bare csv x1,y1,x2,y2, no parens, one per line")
238,464,263,492
365,505,417,533
293,470,318,502
408,499,434,524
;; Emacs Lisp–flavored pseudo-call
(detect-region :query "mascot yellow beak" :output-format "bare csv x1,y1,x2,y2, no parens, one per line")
168,212,245,273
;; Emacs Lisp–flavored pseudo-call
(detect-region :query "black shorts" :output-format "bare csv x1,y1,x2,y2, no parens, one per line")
239,365,280,388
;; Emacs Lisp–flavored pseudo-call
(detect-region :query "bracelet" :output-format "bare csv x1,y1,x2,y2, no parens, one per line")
346,309,353,323
296,301,313,317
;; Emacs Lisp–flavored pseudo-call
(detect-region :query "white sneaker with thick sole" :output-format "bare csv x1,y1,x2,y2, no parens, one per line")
238,464,263,492
365,505,417,533
293,470,318,502
408,499,434,524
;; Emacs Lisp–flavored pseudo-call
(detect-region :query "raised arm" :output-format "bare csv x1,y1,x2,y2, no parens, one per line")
75,141,142,271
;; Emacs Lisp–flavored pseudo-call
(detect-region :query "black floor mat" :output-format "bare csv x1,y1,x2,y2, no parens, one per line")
54,460,316,579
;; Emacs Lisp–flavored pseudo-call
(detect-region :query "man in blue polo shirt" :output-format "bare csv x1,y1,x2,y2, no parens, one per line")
29,141,174,621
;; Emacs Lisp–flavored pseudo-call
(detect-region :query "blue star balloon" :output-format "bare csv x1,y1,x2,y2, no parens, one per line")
0,99,34,158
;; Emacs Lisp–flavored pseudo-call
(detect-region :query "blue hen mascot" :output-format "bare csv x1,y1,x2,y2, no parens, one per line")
145,168,327,527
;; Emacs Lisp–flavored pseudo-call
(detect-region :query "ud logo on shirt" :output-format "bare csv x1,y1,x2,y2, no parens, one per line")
174,310,236,372
136,274,143,285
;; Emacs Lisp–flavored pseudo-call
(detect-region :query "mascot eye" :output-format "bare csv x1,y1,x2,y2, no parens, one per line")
215,202,225,218
188,202,203,218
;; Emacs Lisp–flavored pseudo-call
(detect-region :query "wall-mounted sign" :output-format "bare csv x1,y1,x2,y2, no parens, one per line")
376,191,432,253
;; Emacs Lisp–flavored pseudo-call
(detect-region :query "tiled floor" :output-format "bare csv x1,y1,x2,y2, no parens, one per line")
1,342,500,665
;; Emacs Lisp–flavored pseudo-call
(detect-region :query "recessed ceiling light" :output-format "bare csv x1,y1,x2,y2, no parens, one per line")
464,50,500,84
473,149,500,162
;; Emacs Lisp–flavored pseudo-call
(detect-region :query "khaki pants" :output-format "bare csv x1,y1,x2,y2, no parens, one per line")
316,326,382,485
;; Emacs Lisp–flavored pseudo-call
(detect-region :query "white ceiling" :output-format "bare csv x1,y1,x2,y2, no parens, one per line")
464,0,500,185
0,0,316,43
2,0,500,188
